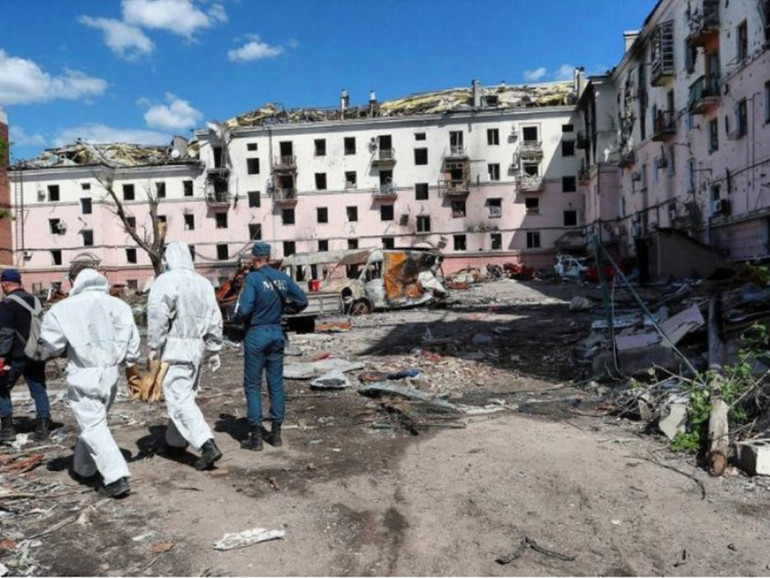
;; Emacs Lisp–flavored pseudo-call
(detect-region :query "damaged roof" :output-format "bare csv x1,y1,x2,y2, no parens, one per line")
13,139,200,170
225,81,576,129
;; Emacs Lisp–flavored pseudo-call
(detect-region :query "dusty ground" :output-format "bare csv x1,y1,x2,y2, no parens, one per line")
2,279,770,576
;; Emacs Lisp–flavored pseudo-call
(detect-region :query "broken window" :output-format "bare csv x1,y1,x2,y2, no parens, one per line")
414,148,428,165
736,99,748,137
563,176,577,193
487,128,499,145
382,237,395,249
123,184,135,201
315,173,327,190
453,234,466,251
247,158,260,174
563,210,578,227
126,279,138,291
491,232,502,250
49,219,62,235
562,140,575,157
488,198,502,218
345,171,357,188
282,208,295,225
415,183,429,200
525,197,540,213
215,213,228,229
317,207,329,224
249,223,262,240
451,200,466,218
765,80,770,124
248,191,261,208
216,244,229,260
737,20,748,61
155,181,166,198
380,204,394,221
709,119,719,152
415,132,426,141
318,239,329,252
48,185,60,202
80,198,92,214
158,215,167,225
523,161,539,176
417,215,431,232
279,141,293,157
126,216,136,229
526,231,541,248
181,214,193,230
488,163,500,181
347,206,358,222
348,238,359,250
344,137,356,155
562,124,574,133
51,250,62,266
449,131,463,147
126,248,137,264
183,180,194,197
314,139,326,156
522,126,539,142
213,146,223,168
81,182,91,190
247,142,258,152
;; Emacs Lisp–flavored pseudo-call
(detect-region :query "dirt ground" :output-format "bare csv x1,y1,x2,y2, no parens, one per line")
2,279,770,576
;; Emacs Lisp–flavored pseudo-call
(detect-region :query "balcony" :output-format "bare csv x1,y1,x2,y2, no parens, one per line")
688,75,720,114
519,140,543,158
652,110,677,141
373,182,398,200
206,191,232,208
687,0,719,47
439,177,470,197
273,155,297,172
618,149,636,168
273,188,298,206
650,21,675,86
518,175,545,192
372,148,396,167
445,145,468,160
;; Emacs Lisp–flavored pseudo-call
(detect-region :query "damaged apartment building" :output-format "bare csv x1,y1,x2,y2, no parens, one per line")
8,79,585,289
578,0,770,279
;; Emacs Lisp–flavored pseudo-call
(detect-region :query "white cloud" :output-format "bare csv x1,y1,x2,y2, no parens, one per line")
0,50,108,105
52,124,171,147
288,38,299,49
554,64,576,81
79,16,154,60
123,0,227,39
143,93,203,130
228,35,284,62
523,67,547,82
9,126,46,147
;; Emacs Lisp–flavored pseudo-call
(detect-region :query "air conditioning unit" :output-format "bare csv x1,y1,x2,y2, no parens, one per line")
713,198,731,214
22,251,32,260
37,189,46,201
510,126,518,138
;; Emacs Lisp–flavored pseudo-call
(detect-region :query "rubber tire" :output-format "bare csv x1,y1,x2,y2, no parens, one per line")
349,299,373,316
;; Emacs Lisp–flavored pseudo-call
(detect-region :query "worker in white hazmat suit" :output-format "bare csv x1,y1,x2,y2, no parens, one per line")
40,264,140,498
147,241,223,471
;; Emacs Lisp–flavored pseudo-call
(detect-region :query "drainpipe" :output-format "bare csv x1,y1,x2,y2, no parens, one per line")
267,123,276,246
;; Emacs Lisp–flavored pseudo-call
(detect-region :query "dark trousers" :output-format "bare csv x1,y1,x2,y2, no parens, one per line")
243,325,285,427
0,358,50,419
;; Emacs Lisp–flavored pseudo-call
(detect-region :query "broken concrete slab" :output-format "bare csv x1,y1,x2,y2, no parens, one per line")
615,331,660,352
213,527,285,550
310,370,350,390
569,296,593,312
357,383,458,412
659,399,689,440
735,439,770,476
593,345,682,376
284,358,365,380
659,305,705,340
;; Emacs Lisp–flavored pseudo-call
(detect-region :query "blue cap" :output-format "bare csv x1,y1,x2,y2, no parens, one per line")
0,269,21,283
252,242,272,257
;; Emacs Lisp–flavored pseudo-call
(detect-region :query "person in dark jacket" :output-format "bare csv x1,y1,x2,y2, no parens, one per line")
234,242,308,451
0,269,51,441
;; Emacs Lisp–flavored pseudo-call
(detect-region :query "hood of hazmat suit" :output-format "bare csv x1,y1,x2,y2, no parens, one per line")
147,241,223,364
40,269,141,397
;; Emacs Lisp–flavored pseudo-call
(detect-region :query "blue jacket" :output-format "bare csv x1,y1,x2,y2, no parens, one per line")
234,266,308,327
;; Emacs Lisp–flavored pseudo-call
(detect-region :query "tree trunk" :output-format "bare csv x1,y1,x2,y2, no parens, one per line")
707,293,728,476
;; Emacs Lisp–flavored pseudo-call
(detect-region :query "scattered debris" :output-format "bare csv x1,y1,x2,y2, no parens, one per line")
496,536,576,565
214,528,285,551
310,369,351,390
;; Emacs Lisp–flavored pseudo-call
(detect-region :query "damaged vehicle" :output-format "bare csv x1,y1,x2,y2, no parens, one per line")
280,248,448,316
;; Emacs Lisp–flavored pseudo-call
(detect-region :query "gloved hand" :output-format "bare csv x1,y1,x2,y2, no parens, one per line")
148,349,160,362
207,354,221,373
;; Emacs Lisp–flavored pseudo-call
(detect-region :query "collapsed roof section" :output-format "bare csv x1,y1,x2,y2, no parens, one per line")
13,138,200,170
225,81,576,129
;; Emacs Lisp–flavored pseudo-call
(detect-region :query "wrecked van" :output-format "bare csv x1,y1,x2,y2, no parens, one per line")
281,248,448,315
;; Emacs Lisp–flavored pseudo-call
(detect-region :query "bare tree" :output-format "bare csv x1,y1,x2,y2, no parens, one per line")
95,166,167,276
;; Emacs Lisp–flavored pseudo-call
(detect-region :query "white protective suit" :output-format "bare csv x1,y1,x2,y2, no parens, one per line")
147,241,223,450
40,269,140,485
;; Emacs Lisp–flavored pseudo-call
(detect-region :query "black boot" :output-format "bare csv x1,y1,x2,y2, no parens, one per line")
240,426,263,452
101,477,131,499
265,422,282,447
195,439,223,470
0,416,15,442
32,417,50,442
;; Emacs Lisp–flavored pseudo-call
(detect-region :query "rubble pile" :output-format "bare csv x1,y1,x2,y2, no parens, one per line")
13,140,200,169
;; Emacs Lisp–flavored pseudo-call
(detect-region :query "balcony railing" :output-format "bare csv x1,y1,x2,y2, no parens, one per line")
445,145,468,159
439,178,470,197
519,140,543,157
518,175,545,192
273,155,297,171
373,183,398,199
372,148,396,166
652,110,677,141
206,192,232,207
688,75,720,114
687,0,720,46
273,188,298,205
650,21,675,86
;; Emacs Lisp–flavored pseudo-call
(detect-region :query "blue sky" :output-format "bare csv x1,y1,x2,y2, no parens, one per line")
1,0,657,162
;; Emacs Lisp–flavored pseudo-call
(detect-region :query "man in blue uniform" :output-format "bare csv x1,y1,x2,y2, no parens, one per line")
234,242,308,451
